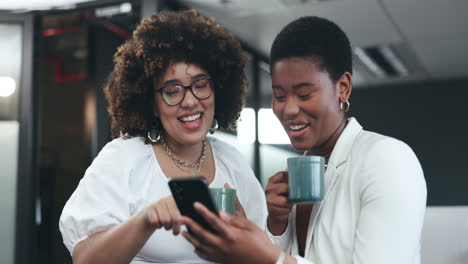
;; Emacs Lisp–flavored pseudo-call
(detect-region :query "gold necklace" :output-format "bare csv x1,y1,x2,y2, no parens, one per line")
173,161,202,176
161,136,208,176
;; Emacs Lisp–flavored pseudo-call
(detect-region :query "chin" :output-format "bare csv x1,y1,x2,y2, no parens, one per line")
183,131,208,144
289,139,309,151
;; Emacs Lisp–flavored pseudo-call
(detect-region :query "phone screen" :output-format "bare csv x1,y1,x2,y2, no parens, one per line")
168,177,218,233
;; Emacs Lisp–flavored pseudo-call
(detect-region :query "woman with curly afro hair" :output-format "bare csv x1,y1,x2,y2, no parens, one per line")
59,9,267,264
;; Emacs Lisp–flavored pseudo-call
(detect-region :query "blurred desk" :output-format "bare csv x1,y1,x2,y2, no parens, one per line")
421,206,468,264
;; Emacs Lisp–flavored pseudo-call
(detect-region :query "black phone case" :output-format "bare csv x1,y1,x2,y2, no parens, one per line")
168,177,218,233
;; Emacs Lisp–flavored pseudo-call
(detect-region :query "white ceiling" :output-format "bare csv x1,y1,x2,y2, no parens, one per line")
0,0,94,11
1,0,467,87
182,0,468,88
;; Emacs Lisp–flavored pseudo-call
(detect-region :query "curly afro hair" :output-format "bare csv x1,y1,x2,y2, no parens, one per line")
104,9,248,142
270,16,352,82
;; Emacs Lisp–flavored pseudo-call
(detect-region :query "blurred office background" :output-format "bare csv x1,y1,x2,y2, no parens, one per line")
0,0,467,263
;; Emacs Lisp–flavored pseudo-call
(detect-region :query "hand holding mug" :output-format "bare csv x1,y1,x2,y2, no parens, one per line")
265,171,292,235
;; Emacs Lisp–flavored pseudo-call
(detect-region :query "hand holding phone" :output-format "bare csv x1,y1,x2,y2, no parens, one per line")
168,177,218,233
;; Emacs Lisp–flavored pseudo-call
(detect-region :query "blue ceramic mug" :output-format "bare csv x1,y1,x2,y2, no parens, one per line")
287,156,325,203
209,188,236,214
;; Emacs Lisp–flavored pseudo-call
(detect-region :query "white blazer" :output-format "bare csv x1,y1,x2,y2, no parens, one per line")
269,118,427,264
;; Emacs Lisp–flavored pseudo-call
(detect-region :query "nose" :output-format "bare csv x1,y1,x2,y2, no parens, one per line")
283,97,300,119
180,88,198,108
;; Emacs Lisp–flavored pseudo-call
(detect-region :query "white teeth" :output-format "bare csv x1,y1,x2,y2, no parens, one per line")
180,113,201,122
289,124,307,131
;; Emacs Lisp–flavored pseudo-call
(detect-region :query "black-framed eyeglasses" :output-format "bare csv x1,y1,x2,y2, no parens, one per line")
156,78,213,106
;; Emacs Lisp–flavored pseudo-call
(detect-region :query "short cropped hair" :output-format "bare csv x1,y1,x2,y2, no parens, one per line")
270,16,352,82
104,9,247,140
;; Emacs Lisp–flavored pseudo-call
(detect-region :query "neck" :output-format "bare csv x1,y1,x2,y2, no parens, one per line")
307,117,347,158
161,134,205,163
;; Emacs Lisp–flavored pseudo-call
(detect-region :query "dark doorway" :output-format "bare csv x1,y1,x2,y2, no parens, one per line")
35,2,139,263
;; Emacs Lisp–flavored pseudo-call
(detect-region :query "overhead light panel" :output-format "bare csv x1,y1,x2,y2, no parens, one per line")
354,45,410,78
95,2,132,17
354,47,386,78
379,45,409,76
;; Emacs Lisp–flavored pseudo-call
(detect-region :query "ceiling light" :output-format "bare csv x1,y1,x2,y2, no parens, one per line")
95,2,132,17
0,77,16,97
378,45,409,76
353,47,386,78
354,45,410,78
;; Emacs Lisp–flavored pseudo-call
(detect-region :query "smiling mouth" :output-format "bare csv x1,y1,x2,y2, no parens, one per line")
179,113,202,122
288,123,309,131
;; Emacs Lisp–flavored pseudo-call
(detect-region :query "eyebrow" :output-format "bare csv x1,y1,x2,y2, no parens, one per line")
272,82,315,89
160,73,210,87
292,82,315,89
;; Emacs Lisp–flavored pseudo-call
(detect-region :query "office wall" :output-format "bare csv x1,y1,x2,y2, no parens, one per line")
350,79,468,205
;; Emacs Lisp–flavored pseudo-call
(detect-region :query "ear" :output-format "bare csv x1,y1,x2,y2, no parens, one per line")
337,72,352,103
153,104,159,117
152,78,160,118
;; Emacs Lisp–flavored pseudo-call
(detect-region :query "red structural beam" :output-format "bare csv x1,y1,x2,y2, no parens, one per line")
41,20,131,84
41,25,82,37
102,21,132,40
44,56,88,84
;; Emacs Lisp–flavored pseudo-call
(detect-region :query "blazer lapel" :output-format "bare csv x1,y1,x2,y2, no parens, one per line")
304,118,363,257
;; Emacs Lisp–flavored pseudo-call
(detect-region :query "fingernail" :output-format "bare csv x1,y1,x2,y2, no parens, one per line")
220,211,231,220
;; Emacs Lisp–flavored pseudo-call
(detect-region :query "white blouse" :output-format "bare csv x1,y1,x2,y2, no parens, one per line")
59,136,267,264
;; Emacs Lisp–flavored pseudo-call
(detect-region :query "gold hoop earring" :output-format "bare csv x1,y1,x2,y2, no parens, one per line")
147,118,162,143
209,118,218,134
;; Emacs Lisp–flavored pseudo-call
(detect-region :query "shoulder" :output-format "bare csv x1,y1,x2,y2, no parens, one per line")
208,135,256,178
208,136,244,161
351,130,425,187
352,130,414,157
91,136,150,170
104,136,147,151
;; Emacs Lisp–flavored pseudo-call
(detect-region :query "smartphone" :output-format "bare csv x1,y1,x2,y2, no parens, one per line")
168,177,218,233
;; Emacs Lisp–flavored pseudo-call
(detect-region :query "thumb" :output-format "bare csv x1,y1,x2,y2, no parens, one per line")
224,183,231,189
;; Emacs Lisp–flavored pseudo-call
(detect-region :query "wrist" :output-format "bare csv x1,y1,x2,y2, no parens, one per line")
265,245,282,264
284,254,297,264
271,250,296,264
139,208,158,232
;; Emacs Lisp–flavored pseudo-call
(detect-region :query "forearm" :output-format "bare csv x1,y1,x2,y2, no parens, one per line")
73,211,156,264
